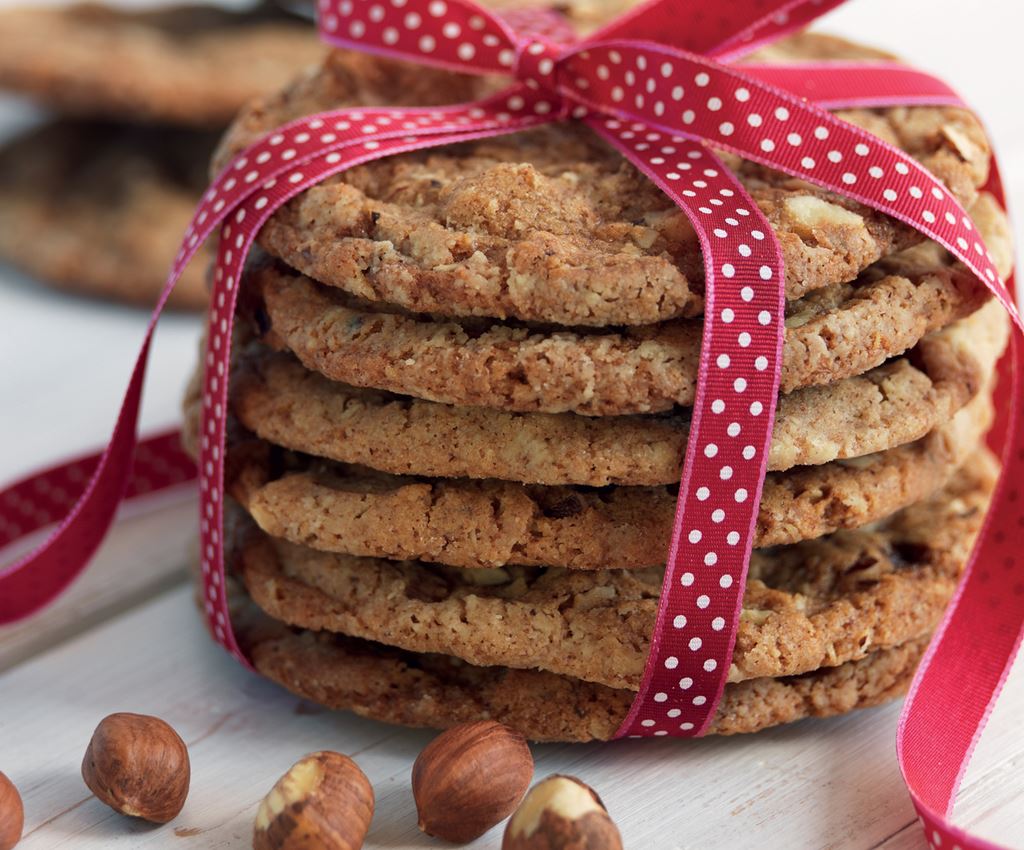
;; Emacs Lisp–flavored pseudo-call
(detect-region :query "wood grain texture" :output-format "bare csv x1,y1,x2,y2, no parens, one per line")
0,492,196,672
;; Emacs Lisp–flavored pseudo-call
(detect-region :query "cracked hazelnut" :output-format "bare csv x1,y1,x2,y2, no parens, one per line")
253,751,374,850
81,713,190,824
413,720,533,843
502,775,622,850
0,772,23,850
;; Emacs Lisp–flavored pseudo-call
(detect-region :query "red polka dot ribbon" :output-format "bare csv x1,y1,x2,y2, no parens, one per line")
1,2,1021,847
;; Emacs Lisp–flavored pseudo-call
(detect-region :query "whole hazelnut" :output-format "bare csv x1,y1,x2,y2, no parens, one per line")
81,712,190,824
0,772,23,850
502,775,623,850
412,720,534,843
253,751,374,850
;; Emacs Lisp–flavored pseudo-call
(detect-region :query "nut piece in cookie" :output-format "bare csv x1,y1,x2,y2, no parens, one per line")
253,751,374,850
503,775,623,850
81,712,190,823
413,720,534,842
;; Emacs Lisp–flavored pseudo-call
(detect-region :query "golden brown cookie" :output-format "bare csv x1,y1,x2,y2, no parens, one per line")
0,3,324,126
241,616,927,741
235,449,996,690
223,388,991,567
0,120,213,309
225,291,1007,484
247,270,1007,439
216,34,991,327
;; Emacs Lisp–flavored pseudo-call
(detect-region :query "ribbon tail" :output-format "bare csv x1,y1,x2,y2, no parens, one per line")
0,324,155,622
898,332,1024,850
895,152,1023,850
586,0,847,60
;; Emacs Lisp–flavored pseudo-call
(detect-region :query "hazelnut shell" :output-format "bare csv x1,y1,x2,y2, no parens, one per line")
413,720,534,843
0,772,23,850
81,712,190,824
502,775,623,850
253,750,374,850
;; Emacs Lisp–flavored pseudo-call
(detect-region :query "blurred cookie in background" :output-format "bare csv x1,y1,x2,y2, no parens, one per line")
0,121,216,309
0,3,325,126
0,2,322,308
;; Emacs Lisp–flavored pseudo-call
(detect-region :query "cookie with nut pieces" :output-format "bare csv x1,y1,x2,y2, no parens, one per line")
0,3,324,126
216,32,992,328
218,388,991,567
233,449,996,690
246,261,1007,418
0,121,214,309
213,294,1004,485
237,602,932,741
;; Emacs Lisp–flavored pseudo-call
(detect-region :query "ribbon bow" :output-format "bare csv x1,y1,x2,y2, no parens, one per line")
1,1,1021,847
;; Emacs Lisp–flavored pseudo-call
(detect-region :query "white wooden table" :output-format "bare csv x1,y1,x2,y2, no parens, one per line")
1,1,1023,847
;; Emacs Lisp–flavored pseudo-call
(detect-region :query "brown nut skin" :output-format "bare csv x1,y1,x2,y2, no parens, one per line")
253,751,374,850
412,720,534,843
0,772,24,850
502,775,623,850
81,712,190,824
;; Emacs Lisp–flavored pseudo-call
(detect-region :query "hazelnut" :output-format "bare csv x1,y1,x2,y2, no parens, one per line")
81,712,190,824
253,751,374,850
0,772,23,850
502,775,622,850
412,720,533,843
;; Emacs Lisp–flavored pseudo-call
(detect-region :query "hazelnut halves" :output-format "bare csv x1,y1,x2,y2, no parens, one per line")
0,772,23,850
253,751,374,850
503,775,623,850
81,712,190,824
413,720,534,843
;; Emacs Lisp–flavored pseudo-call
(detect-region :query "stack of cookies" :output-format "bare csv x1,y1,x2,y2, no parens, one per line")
183,29,1012,741
0,2,322,308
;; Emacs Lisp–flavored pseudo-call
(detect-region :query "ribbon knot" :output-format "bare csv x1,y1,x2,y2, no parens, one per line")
512,37,564,93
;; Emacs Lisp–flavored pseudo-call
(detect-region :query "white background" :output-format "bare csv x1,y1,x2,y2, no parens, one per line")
0,1,1022,848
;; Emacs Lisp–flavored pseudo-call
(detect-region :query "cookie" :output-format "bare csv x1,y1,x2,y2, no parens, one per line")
223,388,991,568
227,294,1006,481
216,35,991,327
0,120,214,309
0,3,324,126
254,186,1005,384
235,449,996,690
249,260,1006,422
241,614,927,741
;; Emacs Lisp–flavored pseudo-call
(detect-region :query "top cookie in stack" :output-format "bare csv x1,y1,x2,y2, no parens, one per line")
188,27,1011,741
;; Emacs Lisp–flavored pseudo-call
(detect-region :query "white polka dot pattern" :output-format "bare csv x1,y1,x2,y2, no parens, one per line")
190,96,553,663
3,10,1024,848
318,0,518,75
559,41,1018,327
589,120,784,737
